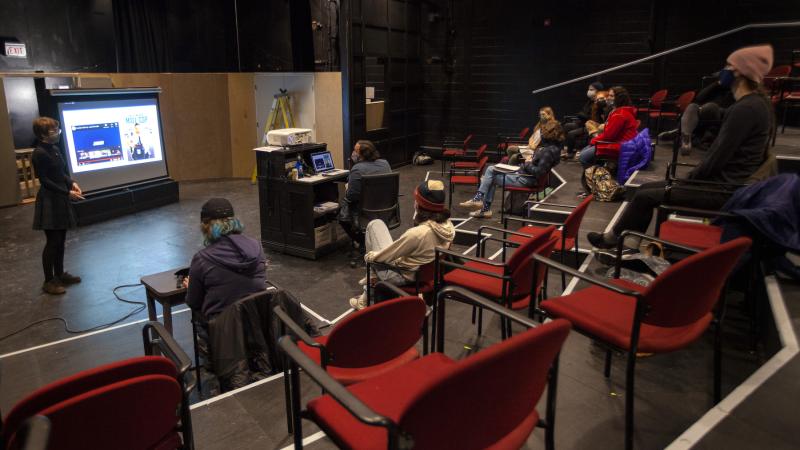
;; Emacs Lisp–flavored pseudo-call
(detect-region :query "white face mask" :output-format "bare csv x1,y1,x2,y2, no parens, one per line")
350,152,360,163
587,89,597,99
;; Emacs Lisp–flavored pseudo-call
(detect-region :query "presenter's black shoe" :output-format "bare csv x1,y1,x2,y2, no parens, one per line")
587,231,617,250
58,272,82,285
42,280,66,295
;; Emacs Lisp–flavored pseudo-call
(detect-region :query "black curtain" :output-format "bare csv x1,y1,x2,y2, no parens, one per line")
112,0,171,72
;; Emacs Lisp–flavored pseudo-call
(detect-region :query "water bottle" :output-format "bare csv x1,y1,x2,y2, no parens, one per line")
295,156,304,178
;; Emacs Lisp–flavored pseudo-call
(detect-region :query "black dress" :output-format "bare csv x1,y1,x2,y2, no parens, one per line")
32,142,77,230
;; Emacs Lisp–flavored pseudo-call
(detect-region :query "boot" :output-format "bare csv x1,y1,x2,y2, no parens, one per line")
42,279,66,295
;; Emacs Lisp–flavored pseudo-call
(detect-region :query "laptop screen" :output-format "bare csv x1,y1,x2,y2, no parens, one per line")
311,151,335,173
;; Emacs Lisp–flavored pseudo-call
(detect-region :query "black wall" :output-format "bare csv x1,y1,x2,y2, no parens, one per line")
418,0,800,148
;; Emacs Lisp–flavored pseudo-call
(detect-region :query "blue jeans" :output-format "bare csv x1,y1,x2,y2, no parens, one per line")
579,145,597,168
478,165,533,205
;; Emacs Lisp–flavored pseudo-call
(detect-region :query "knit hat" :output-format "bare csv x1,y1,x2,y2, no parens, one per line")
727,45,773,84
201,198,234,221
590,81,604,91
414,180,446,212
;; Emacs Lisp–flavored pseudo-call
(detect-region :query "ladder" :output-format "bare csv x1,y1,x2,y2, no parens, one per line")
252,89,296,183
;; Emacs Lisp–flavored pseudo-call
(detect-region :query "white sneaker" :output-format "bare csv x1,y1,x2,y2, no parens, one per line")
349,293,368,310
469,209,492,218
459,199,484,210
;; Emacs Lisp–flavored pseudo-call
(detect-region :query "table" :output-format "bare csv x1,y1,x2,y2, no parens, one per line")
140,267,188,334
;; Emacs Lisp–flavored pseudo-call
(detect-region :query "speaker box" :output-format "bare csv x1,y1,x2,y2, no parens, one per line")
74,179,179,226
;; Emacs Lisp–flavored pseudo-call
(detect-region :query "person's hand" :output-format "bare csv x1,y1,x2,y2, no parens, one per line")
71,182,82,195
182,276,190,289
69,190,84,201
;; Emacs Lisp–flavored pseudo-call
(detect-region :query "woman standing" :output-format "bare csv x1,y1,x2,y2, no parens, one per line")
31,117,83,295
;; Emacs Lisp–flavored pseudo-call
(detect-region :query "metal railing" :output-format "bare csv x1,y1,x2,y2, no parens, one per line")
531,20,800,95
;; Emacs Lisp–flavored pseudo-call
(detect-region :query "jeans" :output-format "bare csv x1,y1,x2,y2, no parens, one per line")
579,145,597,168
478,165,534,205
364,219,409,287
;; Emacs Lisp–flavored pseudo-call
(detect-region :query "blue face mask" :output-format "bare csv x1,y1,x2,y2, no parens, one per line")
719,69,735,88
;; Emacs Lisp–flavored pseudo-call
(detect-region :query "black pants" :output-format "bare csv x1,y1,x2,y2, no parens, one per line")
612,181,731,236
339,220,365,249
564,121,588,155
43,229,67,282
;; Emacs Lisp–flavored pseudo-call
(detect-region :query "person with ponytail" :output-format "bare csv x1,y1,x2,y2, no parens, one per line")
185,198,267,319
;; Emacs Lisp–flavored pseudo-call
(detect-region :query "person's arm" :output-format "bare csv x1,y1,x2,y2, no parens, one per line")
522,148,557,180
344,165,363,204
528,128,541,148
591,111,623,144
185,256,206,313
688,102,754,180
694,81,721,105
32,150,70,195
365,228,420,264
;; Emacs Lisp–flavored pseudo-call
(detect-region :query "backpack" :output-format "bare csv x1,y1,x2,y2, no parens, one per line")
412,151,434,165
584,166,624,202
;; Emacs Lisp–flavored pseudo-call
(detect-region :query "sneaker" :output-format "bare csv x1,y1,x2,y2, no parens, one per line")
58,272,81,285
469,209,492,219
587,231,617,250
349,293,367,310
459,199,484,210
42,280,66,295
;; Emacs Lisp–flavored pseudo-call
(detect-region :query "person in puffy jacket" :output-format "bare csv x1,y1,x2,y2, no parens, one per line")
185,198,268,319
578,86,639,169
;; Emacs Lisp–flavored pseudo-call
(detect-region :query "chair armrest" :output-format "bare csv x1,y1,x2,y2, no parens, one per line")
273,306,326,353
368,260,408,276
373,281,411,299
503,216,564,230
449,168,480,176
521,201,580,209
531,254,642,297
435,248,509,280
436,286,538,330
477,225,531,247
142,321,196,395
278,337,398,432
17,416,50,450
618,230,701,254
657,204,737,220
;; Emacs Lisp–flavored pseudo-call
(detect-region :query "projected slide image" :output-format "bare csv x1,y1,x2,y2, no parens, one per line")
72,123,124,166
61,103,164,174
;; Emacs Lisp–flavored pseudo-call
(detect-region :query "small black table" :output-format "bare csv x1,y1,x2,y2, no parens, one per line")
140,268,187,334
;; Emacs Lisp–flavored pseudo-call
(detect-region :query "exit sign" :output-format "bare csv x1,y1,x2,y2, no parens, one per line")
4,42,27,58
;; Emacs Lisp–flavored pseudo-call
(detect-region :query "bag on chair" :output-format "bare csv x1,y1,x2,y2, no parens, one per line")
412,151,434,165
584,166,624,202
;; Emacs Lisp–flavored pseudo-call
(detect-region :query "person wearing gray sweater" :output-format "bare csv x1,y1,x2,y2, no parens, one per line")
339,140,391,247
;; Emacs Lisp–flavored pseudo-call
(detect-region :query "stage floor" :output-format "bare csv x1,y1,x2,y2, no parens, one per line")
1,129,798,449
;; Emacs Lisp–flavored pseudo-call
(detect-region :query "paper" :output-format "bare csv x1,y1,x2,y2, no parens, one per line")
494,163,520,173
253,146,283,152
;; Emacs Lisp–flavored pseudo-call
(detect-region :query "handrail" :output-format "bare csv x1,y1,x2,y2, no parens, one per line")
531,20,800,94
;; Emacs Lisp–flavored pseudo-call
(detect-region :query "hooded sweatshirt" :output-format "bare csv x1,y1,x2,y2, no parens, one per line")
186,233,268,318
365,219,456,279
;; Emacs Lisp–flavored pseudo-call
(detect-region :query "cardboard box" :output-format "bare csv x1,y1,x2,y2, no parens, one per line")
314,223,332,249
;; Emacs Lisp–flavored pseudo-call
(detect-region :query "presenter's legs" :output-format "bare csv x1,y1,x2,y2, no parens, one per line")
42,230,67,295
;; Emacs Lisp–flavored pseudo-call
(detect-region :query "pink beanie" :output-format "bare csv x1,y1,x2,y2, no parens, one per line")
727,45,774,84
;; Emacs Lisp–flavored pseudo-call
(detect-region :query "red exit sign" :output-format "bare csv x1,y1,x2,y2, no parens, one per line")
4,42,27,58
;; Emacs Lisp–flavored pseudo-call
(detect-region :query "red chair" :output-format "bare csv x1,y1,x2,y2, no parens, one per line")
438,226,557,338
652,90,696,142
497,126,532,157
499,170,551,223
440,133,474,175
451,143,488,170
505,194,594,290
535,234,752,450
279,286,571,450
448,156,488,209
637,89,668,133
366,260,437,305
1,322,195,450
274,295,427,386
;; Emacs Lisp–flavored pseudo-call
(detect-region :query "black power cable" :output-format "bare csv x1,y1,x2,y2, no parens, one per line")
0,283,148,342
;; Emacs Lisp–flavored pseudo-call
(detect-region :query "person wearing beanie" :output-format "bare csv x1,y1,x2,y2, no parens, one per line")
460,120,564,218
588,45,774,253
562,81,607,159
348,180,455,310
185,198,267,319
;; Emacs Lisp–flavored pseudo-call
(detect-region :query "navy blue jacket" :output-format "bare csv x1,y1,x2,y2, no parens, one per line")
186,233,268,318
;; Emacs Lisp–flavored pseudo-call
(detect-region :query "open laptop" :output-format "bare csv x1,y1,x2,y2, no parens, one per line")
310,151,347,176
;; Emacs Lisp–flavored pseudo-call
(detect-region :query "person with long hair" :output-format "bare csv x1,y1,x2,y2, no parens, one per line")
31,117,84,295
507,106,557,164
577,86,639,170
349,180,455,309
589,45,774,252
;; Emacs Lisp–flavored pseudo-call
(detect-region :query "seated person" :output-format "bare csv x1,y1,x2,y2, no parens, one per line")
507,106,556,164
578,85,638,170
562,82,605,159
349,180,455,309
588,45,774,251
338,140,391,249
660,77,735,155
185,198,267,319
460,119,564,218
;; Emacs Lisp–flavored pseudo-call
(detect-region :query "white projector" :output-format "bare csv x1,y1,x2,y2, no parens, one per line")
267,128,313,146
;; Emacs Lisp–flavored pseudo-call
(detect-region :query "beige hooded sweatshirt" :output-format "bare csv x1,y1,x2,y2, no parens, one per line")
364,219,456,279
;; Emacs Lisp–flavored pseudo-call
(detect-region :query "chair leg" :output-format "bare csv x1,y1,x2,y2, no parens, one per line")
713,319,723,404
559,249,566,292
604,350,612,378
624,350,637,450
477,307,484,336
471,304,477,324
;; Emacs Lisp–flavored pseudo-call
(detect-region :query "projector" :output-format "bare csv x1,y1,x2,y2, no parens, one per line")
267,128,313,146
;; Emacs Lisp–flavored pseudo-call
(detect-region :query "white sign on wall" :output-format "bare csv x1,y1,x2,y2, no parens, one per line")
4,42,27,58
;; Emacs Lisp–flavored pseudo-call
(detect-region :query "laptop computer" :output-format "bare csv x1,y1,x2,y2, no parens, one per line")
310,151,347,175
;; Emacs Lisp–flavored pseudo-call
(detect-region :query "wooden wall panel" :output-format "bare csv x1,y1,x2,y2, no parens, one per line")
226,73,257,178
314,72,345,167
0,78,21,207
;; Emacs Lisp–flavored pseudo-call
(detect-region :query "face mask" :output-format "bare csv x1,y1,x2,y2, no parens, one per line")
350,152,360,163
719,68,735,88
606,98,614,107
539,114,550,122
46,129,62,143
587,89,596,99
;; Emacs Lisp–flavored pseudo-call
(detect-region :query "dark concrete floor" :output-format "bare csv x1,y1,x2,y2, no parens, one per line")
0,131,795,449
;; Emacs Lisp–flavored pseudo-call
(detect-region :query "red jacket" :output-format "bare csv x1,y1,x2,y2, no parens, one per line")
591,106,639,158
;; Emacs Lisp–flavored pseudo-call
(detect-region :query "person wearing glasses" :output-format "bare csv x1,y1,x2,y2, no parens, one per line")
31,117,84,295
